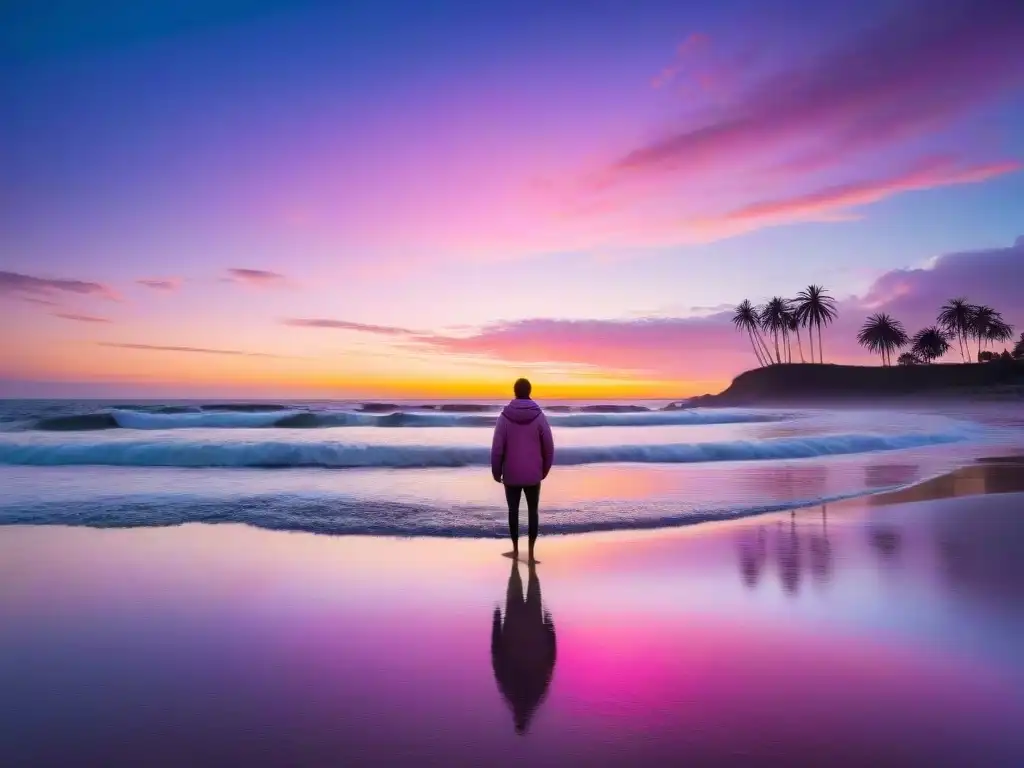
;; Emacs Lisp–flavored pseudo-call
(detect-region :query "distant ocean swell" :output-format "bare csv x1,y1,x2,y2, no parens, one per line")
0,430,969,468
24,407,788,431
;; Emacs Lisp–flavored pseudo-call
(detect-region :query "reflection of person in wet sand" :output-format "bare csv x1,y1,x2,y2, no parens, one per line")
491,560,557,735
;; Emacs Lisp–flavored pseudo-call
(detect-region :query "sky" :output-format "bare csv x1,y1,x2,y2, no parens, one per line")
2,0,1023,399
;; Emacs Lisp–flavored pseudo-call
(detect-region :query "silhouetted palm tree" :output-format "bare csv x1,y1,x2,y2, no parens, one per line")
857,313,908,366
752,304,774,362
760,297,790,365
966,307,1007,364
897,351,921,366
910,326,951,364
793,285,838,363
1013,333,1024,360
732,300,768,367
984,315,1014,353
788,312,805,363
937,298,975,362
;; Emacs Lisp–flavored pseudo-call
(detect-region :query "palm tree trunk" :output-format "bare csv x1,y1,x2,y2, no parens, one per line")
757,330,773,364
773,331,781,365
817,322,824,364
795,328,805,362
807,324,815,364
748,330,765,367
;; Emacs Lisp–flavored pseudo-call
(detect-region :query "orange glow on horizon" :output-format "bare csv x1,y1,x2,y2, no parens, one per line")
1,331,728,399
0,363,725,399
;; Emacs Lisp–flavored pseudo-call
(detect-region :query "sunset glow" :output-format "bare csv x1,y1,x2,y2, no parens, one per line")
3,0,1023,398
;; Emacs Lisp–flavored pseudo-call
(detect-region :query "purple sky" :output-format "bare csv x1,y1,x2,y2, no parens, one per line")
2,0,1023,397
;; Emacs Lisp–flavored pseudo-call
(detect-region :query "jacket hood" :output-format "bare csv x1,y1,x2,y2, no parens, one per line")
502,399,541,425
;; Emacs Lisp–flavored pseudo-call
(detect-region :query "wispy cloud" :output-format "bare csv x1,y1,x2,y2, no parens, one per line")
692,158,1021,237
612,1,1024,183
282,318,417,336
19,296,61,307
225,268,288,287
98,342,289,358
53,312,113,324
0,270,118,301
650,33,710,89
137,278,181,292
414,317,744,380
544,0,1024,251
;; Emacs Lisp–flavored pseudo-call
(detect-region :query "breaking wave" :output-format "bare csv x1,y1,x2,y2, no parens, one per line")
30,407,788,431
0,430,968,468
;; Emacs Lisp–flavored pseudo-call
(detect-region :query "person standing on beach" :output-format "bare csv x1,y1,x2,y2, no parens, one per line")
491,378,554,562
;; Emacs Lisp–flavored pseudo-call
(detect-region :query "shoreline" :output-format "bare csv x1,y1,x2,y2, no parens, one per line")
2,454,1021,544
3,478,1023,764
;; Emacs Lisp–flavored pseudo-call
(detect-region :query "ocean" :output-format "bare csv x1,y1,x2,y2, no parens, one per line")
2,399,1022,538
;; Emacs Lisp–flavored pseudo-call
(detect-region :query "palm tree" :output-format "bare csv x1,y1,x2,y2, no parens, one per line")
857,313,908,366
782,310,793,363
910,326,951,364
751,304,774,363
732,300,768,367
984,315,1014,352
787,312,805,363
1013,332,1024,360
760,297,791,365
968,305,997,360
897,352,922,366
793,285,838,363
937,298,975,362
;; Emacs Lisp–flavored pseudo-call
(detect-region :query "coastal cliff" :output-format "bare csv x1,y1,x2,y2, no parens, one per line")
694,358,1024,405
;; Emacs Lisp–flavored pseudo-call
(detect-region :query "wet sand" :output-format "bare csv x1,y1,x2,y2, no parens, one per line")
1,465,1023,766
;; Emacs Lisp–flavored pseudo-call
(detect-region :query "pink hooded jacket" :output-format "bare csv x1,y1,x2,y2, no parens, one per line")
491,399,555,486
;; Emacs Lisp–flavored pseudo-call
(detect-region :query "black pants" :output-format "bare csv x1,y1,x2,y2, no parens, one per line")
504,484,540,546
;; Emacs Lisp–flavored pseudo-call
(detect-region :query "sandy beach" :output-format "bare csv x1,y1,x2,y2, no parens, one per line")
1,463,1022,766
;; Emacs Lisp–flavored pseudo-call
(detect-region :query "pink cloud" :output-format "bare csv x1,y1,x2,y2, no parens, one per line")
53,312,113,324
224,268,288,287
0,270,118,301
416,317,749,380
137,278,181,292
613,1,1024,182
520,1,1023,255
692,158,1021,237
282,318,416,336
413,237,1024,383
858,238,1024,322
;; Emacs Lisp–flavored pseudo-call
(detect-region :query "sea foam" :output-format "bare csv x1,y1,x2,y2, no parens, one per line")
0,430,968,468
